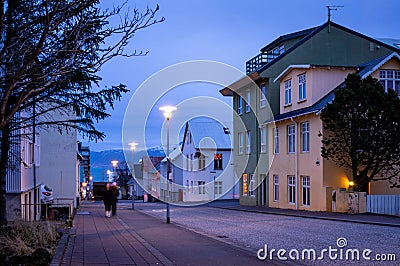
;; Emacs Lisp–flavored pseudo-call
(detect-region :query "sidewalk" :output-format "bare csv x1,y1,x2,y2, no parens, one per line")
56,201,272,266
212,201,400,227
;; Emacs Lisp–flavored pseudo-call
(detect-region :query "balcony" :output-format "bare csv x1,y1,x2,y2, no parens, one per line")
246,52,280,74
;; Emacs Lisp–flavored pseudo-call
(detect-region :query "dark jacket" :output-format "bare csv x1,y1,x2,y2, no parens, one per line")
103,189,113,205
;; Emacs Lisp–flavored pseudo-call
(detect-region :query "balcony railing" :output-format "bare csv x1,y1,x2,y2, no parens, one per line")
246,52,280,74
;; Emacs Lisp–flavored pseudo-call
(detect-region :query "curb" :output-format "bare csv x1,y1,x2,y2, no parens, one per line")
213,206,400,228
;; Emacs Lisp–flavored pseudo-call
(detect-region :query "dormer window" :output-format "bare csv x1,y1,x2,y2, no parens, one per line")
298,73,307,101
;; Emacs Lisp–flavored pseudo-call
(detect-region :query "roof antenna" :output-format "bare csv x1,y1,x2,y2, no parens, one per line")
327,5,344,33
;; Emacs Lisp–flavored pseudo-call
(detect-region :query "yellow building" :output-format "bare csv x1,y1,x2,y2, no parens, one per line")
267,53,400,212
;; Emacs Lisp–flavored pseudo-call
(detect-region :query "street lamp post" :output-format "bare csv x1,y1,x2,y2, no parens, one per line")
111,160,118,183
129,142,138,210
159,105,176,224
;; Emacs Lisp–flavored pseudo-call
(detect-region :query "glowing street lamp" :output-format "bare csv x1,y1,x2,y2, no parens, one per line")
159,105,176,224
111,160,118,183
129,142,138,210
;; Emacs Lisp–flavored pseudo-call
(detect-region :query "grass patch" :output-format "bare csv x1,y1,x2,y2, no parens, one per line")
0,220,61,265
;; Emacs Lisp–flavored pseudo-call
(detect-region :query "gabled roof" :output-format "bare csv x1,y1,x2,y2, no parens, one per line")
265,52,400,124
358,52,400,79
183,117,232,150
161,145,183,162
260,27,318,53
255,21,400,75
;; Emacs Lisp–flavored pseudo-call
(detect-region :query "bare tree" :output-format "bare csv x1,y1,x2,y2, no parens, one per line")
0,0,164,225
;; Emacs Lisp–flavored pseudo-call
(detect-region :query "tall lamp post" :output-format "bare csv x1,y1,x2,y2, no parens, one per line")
129,142,138,210
159,105,176,224
111,160,118,183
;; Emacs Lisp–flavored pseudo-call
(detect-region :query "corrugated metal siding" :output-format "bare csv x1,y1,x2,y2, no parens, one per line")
367,195,400,216
6,115,21,192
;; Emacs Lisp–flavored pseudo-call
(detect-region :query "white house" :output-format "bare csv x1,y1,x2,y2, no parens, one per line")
180,117,239,203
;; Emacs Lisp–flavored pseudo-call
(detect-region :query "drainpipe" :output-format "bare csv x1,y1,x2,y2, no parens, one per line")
291,117,299,210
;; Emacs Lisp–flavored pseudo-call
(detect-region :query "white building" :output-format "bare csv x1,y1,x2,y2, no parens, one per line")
180,117,239,203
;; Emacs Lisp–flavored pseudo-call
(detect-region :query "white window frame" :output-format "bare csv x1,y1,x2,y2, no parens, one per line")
246,131,251,154
284,80,292,105
260,84,266,108
274,127,279,154
273,175,279,202
288,125,295,154
198,154,205,170
238,132,244,155
245,90,251,113
238,95,243,115
198,181,206,194
288,175,296,204
249,174,255,197
301,122,310,153
302,176,310,206
298,74,307,101
260,126,267,153
379,70,400,96
214,181,222,195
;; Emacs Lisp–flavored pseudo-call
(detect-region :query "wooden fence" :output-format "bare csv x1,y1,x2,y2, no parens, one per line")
367,195,400,216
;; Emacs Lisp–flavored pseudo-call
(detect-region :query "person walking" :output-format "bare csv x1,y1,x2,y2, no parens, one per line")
111,182,119,216
103,183,113,218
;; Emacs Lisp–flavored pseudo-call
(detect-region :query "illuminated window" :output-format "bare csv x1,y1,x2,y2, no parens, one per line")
242,174,248,196
214,153,223,170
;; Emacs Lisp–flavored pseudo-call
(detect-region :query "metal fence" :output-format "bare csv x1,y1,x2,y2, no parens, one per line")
367,195,400,216
21,198,75,224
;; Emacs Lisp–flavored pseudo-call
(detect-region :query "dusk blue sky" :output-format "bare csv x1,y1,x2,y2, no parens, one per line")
82,0,400,152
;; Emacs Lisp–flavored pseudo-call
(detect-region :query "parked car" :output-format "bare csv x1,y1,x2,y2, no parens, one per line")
40,185,54,204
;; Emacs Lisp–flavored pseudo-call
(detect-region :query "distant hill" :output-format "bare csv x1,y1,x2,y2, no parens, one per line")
90,147,166,181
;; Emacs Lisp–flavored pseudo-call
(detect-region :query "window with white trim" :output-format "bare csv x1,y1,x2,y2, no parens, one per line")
288,175,296,204
379,70,400,96
238,132,244,155
302,176,310,206
238,95,243,115
284,80,292,105
246,90,251,113
273,175,279,202
301,122,310,152
190,154,193,171
214,181,222,195
198,181,206,194
298,74,307,101
260,126,267,153
198,154,205,170
274,127,279,154
246,130,251,154
260,84,266,108
249,174,255,197
288,125,295,153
